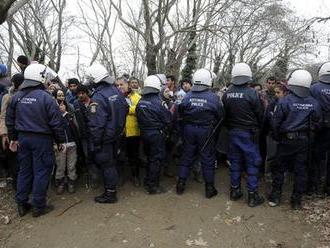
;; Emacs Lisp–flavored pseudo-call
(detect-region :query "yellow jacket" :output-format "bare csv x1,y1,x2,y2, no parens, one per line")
125,91,141,137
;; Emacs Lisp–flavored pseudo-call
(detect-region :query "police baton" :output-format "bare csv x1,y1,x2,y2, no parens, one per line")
201,118,224,152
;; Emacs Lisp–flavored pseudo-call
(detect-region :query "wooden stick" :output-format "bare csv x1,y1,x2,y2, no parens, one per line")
56,199,83,217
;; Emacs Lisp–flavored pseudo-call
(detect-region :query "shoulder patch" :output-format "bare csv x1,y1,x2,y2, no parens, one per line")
89,102,98,114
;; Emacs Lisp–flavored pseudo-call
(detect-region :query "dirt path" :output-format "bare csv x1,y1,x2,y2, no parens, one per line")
0,168,324,248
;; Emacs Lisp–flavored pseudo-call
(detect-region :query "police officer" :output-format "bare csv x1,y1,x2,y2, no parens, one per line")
6,64,65,217
269,69,322,210
309,62,330,196
176,69,224,198
222,63,264,207
136,75,172,194
84,64,128,203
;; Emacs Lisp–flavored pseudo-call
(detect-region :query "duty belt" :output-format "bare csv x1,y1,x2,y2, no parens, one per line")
324,112,330,128
281,131,308,140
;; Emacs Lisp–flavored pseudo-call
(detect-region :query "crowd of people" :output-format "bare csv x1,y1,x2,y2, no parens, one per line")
0,55,330,218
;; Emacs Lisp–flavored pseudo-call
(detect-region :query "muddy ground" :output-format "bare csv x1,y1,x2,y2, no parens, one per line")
0,167,329,248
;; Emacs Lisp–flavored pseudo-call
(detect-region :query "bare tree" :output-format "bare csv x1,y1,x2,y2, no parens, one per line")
0,0,72,72
0,0,30,24
78,0,118,76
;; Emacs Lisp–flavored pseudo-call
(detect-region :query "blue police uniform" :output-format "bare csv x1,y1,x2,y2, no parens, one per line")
136,92,172,192
271,92,322,201
88,82,128,194
309,81,330,193
178,87,224,186
6,85,65,211
222,85,264,193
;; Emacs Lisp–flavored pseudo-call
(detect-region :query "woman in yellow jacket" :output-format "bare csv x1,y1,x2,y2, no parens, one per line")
116,77,142,186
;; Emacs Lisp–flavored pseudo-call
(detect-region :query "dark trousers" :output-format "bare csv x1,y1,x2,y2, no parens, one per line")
81,139,99,181
16,133,54,209
272,137,308,199
228,129,261,192
312,128,330,188
142,130,166,187
94,142,118,190
179,124,216,184
126,136,141,176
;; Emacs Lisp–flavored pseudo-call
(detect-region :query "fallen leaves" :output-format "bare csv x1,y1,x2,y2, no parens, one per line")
0,215,10,225
185,237,208,247
303,198,330,243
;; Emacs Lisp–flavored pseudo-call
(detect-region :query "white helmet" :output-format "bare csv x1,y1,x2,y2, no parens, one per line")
287,69,312,88
193,68,214,87
143,75,162,94
231,63,252,85
21,64,57,89
287,69,312,97
155,74,167,86
319,62,330,83
85,64,109,84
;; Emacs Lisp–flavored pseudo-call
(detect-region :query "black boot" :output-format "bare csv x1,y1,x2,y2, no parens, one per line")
32,205,54,218
325,186,330,196
56,178,65,195
176,178,186,195
230,186,243,201
131,168,141,187
17,203,31,217
268,190,281,207
147,186,166,194
290,196,302,210
94,189,118,204
205,183,218,199
248,192,264,207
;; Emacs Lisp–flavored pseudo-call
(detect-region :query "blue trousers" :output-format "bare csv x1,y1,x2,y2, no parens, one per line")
94,143,118,190
16,133,54,209
228,129,261,192
272,137,309,199
179,124,216,184
142,130,166,187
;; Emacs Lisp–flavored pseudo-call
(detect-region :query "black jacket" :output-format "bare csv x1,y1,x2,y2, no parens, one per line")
222,84,263,130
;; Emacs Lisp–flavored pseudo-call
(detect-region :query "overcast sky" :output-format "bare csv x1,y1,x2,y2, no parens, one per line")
58,0,330,78
285,0,329,17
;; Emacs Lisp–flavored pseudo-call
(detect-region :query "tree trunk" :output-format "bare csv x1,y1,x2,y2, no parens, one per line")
146,45,157,75
165,49,181,80
0,0,16,24
6,19,14,76
181,31,197,80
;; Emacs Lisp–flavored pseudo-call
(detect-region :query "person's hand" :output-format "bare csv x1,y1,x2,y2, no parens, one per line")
2,135,9,150
163,88,171,99
59,103,66,113
9,140,19,152
57,143,66,153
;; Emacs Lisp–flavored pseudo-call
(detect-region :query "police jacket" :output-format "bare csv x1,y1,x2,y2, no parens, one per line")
272,92,322,136
310,81,330,113
88,82,129,146
222,84,263,130
136,92,172,131
5,85,65,143
179,87,223,127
